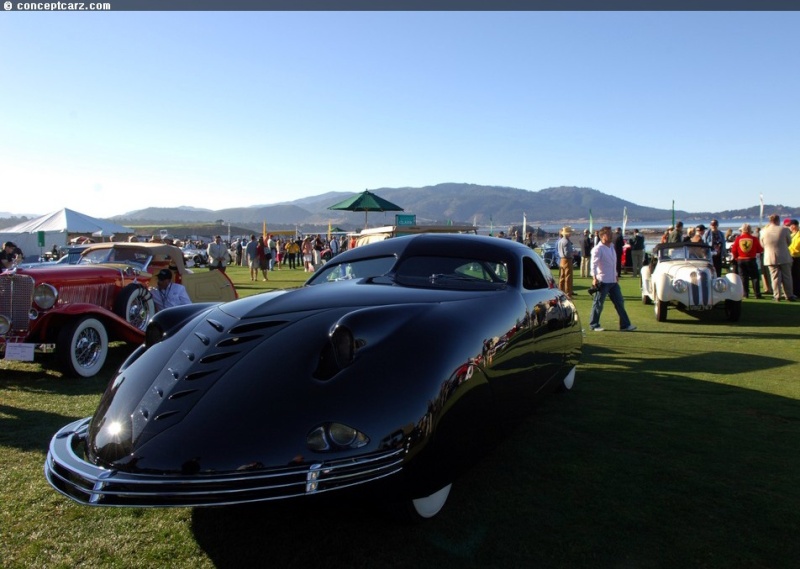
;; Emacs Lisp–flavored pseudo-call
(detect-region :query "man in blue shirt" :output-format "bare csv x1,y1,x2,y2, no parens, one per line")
557,226,575,298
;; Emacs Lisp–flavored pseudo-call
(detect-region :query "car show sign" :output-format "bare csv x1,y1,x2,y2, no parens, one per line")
4,343,35,361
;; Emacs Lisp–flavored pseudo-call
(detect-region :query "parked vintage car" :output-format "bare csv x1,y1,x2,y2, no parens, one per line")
181,245,209,268
539,238,581,269
45,234,581,520
640,241,743,322
1,242,237,378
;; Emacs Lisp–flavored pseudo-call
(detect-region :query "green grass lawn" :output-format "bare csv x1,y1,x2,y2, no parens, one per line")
2,266,799,568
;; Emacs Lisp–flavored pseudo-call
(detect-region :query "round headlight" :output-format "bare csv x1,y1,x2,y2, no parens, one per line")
713,279,728,293
33,284,57,310
0,314,10,335
672,279,688,294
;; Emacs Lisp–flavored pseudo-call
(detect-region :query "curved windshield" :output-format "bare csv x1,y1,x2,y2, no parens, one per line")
394,256,508,290
659,245,710,261
308,255,397,284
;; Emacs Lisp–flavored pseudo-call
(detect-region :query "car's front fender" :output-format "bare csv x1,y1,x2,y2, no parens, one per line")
654,271,673,301
29,303,145,345
640,265,653,298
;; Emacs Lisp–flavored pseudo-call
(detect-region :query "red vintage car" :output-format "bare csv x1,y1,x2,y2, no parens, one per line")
0,242,237,377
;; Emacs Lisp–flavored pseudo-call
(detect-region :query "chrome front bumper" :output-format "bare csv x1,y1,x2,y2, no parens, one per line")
45,418,404,507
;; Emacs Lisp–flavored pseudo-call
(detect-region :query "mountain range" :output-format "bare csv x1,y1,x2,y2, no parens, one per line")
3,184,797,230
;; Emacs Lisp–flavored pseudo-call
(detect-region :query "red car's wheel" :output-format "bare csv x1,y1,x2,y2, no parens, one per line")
114,284,155,331
57,317,108,378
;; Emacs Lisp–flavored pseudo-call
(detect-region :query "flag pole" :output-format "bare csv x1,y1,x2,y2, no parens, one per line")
523,212,527,241
622,207,628,235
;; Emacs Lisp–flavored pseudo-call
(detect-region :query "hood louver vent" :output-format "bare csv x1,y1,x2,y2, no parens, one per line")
128,316,290,447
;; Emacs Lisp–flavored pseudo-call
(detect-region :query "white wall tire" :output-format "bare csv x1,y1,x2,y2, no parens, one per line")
114,284,155,331
57,317,109,378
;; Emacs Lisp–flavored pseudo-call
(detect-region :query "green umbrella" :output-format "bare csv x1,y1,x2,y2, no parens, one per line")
327,189,404,228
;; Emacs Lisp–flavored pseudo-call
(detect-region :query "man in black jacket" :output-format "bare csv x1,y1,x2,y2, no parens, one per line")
580,229,593,278
629,229,646,278
613,227,624,278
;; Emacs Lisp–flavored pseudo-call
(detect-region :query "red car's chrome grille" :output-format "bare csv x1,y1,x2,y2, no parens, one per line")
0,274,34,336
56,283,116,308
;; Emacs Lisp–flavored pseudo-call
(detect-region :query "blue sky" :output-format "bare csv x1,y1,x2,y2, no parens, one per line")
1,12,798,219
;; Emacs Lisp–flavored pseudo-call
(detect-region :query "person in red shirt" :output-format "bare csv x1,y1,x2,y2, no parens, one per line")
730,223,764,299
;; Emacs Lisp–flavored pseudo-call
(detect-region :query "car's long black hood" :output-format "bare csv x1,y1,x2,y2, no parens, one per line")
86,279,516,475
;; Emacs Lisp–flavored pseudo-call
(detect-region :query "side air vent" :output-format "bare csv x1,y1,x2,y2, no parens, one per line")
199,352,238,364
184,370,216,382
216,335,261,348
229,320,287,335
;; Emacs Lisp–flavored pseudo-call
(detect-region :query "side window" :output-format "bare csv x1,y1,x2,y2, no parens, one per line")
522,257,548,290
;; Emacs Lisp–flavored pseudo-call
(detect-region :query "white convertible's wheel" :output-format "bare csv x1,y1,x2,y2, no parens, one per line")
57,317,109,378
655,295,668,322
411,483,452,519
725,299,742,322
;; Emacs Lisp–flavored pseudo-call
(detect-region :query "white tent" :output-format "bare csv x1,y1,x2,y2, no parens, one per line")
0,208,133,259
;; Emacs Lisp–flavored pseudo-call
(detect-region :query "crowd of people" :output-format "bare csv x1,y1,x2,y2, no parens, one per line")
657,215,799,302
7,217,799,304
549,215,800,304
224,233,350,281
505,213,800,331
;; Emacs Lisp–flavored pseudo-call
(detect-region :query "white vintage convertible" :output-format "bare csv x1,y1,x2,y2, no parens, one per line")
641,241,743,322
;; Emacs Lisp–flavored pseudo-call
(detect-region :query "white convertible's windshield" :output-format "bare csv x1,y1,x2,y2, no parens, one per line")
659,245,710,261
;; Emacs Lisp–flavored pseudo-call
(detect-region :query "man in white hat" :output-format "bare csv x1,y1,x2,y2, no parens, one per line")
557,226,575,298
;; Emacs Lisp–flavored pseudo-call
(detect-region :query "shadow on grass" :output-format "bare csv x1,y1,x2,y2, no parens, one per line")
0,344,128,393
580,343,796,376
0,403,87,453
0,347,126,453
189,369,800,569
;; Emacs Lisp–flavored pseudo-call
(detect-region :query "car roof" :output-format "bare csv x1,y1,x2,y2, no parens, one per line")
332,233,531,265
81,242,187,273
